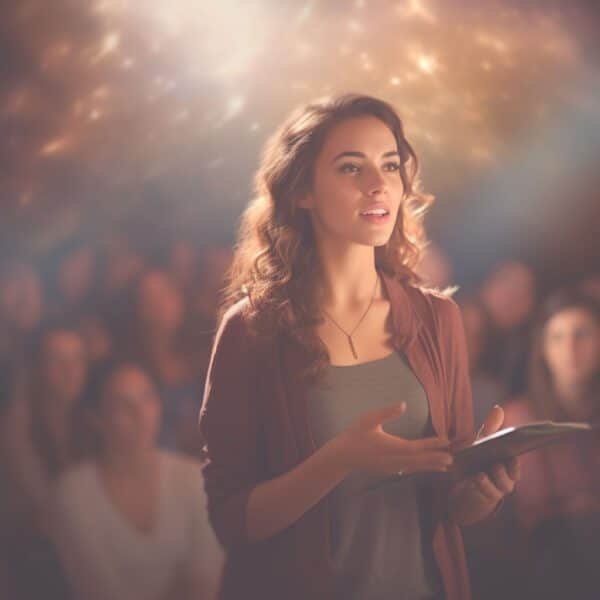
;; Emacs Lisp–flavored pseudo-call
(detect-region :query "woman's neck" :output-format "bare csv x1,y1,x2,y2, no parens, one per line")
554,378,596,421
99,446,157,477
316,243,380,311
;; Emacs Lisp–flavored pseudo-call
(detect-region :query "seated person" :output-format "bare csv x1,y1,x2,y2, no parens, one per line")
50,360,223,600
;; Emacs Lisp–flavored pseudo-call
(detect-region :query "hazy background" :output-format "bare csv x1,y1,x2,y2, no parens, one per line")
1,0,599,292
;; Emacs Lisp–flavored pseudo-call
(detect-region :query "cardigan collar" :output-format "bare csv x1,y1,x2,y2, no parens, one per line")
379,270,423,352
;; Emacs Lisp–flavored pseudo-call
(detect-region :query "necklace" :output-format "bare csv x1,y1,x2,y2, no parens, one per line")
321,273,379,360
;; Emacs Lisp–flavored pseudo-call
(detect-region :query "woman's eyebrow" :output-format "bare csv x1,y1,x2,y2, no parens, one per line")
331,150,399,163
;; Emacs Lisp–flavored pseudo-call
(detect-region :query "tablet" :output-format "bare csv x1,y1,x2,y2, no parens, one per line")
368,421,595,491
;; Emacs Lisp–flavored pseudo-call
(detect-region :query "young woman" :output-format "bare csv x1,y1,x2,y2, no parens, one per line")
200,93,520,600
125,268,205,455
51,361,223,600
504,288,600,598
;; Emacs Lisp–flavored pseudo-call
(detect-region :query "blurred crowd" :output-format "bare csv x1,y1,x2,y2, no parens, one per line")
0,232,598,600
417,244,600,600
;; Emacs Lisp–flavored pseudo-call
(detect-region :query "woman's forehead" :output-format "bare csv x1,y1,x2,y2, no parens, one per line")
319,116,397,158
547,307,598,331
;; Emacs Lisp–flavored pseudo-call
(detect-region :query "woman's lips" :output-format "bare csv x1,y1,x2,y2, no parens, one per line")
360,213,391,224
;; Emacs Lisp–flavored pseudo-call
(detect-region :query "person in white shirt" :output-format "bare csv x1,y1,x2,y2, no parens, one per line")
51,359,223,600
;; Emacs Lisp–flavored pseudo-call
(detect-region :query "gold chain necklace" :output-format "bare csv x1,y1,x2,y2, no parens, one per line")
321,273,379,360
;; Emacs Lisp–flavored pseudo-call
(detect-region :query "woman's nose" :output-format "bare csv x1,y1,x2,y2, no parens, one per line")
365,168,387,196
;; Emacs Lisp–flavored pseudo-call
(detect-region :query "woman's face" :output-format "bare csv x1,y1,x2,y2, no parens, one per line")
543,307,599,389
58,247,95,305
298,116,405,249
137,270,184,334
98,366,162,453
41,330,88,407
0,264,43,333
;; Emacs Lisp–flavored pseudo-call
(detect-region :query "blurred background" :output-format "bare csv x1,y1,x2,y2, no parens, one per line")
1,1,599,599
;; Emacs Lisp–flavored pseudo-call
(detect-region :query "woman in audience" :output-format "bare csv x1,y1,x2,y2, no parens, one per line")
51,360,223,600
504,287,600,599
125,268,205,456
29,319,90,478
0,257,44,361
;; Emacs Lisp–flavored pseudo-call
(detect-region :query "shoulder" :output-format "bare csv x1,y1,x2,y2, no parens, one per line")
160,451,205,492
160,450,203,479
53,461,97,516
159,452,208,511
405,283,463,334
209,297,256,357
217,297,252,335
55,461,95,493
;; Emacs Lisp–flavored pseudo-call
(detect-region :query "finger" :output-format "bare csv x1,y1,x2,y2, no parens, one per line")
472,473,503,503
478,405,504,439
359,402,406,429
402,436,451,453
394,451,454,473
374,432,449,453
488,464,515,495
504,457,521,481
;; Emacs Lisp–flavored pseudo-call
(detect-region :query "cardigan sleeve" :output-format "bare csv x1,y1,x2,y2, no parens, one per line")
199,303,265,549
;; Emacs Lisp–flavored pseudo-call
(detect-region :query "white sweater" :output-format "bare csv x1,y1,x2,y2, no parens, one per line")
51,451,223,600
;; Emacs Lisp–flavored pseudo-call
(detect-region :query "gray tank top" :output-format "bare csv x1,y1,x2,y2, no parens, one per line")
307,350,443,600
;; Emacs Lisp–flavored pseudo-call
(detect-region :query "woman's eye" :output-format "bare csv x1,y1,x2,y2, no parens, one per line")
339,163,359,174
383,162,401,172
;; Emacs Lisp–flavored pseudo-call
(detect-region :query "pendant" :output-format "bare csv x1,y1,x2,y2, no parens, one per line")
347,335,358,359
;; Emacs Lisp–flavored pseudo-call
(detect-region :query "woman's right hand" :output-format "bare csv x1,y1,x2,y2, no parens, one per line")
330,402,453,476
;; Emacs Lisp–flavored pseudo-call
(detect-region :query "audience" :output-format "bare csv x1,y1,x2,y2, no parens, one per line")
1,227,598,600
0,257,44,361
124,269,205,456
459,297,508,429
50,360,223,600
504,288,600,599
478,260,537,396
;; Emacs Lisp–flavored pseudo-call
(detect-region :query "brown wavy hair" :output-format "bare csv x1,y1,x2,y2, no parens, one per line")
220,93,434,382
527,287,600,421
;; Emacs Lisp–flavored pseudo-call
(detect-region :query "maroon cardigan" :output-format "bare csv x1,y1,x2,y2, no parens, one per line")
200,273,474,599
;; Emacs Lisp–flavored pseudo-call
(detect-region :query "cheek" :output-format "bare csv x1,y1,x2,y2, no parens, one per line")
147,403,162,430
577,337,600,369
543,343,563,372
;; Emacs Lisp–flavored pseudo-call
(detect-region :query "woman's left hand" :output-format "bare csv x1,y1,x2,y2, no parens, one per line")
448,405,521,526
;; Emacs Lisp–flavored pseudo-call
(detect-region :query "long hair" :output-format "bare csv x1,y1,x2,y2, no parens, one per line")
527,287,600,420
220,93,434,382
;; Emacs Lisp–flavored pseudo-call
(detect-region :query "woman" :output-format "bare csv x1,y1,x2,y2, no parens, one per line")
51,360,223,600
504,288,600,599
125,268,205,456
200,93,519,600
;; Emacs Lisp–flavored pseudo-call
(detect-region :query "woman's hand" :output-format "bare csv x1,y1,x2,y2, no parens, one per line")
448,405,521,526
330,402,453,476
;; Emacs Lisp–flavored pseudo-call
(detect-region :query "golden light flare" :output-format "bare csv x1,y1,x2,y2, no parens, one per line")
416,54,438,75
0,0,593,209
39,136,72,156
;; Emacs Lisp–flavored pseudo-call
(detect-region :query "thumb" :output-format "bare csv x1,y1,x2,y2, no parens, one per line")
477,405,504,439
358,402,406,430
